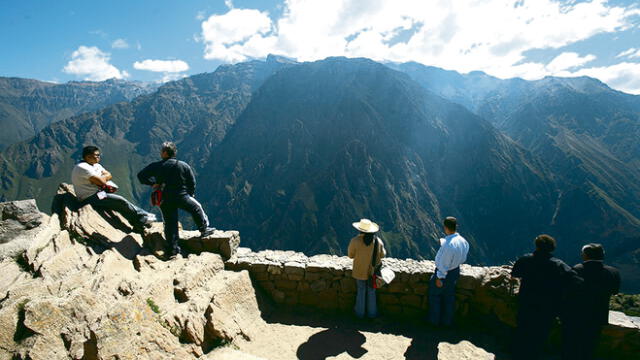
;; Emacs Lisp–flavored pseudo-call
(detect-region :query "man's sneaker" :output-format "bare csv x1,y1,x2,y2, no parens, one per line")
201,227,217,237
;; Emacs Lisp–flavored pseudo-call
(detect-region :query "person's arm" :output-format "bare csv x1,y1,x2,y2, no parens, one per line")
511,257,524,278
434,244,453,279
348,239,356,259
185,164,196,196
137,163,158,186
611,268,621,295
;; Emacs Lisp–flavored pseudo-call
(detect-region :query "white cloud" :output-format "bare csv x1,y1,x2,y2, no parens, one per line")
63,46,128,81
112,38,129,49
196,11,206,21
133,59,189,72
225,0,234,10
201,8,275,62
571,62,640,95
160,73,189,83
199,0,640,85
546,52,596,73
616,47,640,59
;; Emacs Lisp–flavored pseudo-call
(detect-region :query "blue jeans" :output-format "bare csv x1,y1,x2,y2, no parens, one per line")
84,193,149,227
160,194,210,248
355,279,377,318
428,266,460,326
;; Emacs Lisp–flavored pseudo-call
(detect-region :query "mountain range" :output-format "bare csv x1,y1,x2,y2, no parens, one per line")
1,55,638,291
0,77,157,150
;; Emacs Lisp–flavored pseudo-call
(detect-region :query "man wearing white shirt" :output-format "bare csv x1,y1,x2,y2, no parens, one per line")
71,145,154,232
428,216,469,326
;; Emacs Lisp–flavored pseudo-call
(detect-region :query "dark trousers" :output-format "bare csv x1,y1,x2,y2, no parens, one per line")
561,321,602,360
160,194,209,247
428,266,460,326
513,307,555,360
84,193,148,227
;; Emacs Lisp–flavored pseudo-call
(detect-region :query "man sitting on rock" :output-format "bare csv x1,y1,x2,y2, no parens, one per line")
71,145,155,232
137,141,216,257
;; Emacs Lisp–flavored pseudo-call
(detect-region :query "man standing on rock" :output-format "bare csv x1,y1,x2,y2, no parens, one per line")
137,141,215,257
71,145,155,232
428,216,469,327
561,243,620,360
511,234,579,360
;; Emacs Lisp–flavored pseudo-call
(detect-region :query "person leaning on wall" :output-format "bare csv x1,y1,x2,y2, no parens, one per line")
348,218,386,319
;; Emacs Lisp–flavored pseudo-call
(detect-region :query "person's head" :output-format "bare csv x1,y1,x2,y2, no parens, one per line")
443,216,457,235
161,141,177,159
582,243,605,261
82,145,101,165
534,234,556,253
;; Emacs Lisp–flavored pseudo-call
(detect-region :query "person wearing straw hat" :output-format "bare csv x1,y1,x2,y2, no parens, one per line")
348,218,386,319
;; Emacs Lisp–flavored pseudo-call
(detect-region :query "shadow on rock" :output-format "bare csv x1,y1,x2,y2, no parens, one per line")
296,327,367,360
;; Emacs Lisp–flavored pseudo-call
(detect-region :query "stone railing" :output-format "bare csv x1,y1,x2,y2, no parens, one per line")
224,248,519,326
224,247,640,360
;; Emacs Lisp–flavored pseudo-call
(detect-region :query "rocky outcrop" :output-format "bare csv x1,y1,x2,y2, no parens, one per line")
0,200,48,260
0,190,263,359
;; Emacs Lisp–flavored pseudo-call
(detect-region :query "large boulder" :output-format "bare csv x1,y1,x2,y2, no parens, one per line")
0,199,49,260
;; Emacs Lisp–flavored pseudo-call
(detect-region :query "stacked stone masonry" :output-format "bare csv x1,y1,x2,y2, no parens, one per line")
224,247,640,360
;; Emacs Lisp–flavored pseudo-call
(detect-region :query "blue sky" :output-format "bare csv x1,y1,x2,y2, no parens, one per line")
2,0,640,93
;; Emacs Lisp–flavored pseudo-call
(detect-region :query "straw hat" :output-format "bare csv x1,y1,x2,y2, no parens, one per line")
352,218,379,233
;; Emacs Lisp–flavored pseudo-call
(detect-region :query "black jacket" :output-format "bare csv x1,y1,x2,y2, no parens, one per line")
137,158,196,198
512,251,579,314
567,261,621,326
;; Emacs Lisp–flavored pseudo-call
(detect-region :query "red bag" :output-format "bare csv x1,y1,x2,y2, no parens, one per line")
151,189,163,206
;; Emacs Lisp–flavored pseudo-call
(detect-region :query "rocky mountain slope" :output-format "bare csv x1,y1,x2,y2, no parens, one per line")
0,77,157,150
393,62,640,286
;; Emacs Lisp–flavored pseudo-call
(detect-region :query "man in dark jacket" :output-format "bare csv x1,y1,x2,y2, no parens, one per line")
511,234,579,360
138,142,215,256
561,243,621,360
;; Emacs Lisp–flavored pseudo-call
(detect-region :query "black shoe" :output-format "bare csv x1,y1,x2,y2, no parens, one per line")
170,245,182,258
200,227,217,237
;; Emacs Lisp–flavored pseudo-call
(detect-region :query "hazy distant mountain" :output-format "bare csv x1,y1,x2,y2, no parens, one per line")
0,77,158,149
1,56,638,291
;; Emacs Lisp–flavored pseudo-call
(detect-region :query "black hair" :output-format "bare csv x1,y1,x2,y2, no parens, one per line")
444,216,457,232
82,145,100,160
534,234,556,253
162,141,177,158
362,232,375,246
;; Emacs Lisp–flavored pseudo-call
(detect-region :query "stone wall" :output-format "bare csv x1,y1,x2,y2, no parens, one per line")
224,247,640,360
225,248,519,326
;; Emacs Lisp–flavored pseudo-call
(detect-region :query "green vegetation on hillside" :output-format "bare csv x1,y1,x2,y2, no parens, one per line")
610,293,640,317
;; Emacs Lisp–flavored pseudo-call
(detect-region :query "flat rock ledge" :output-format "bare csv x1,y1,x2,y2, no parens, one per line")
226,247,640,360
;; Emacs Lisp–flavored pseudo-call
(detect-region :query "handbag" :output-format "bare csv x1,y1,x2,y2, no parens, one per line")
369,237,395,289
151,188,163,206
150,159,178,207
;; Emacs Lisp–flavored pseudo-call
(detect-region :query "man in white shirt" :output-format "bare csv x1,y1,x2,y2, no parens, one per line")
71,145,154,232
428,216,469,326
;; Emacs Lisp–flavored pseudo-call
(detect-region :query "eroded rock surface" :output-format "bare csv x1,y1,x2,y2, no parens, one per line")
0,189,263,359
